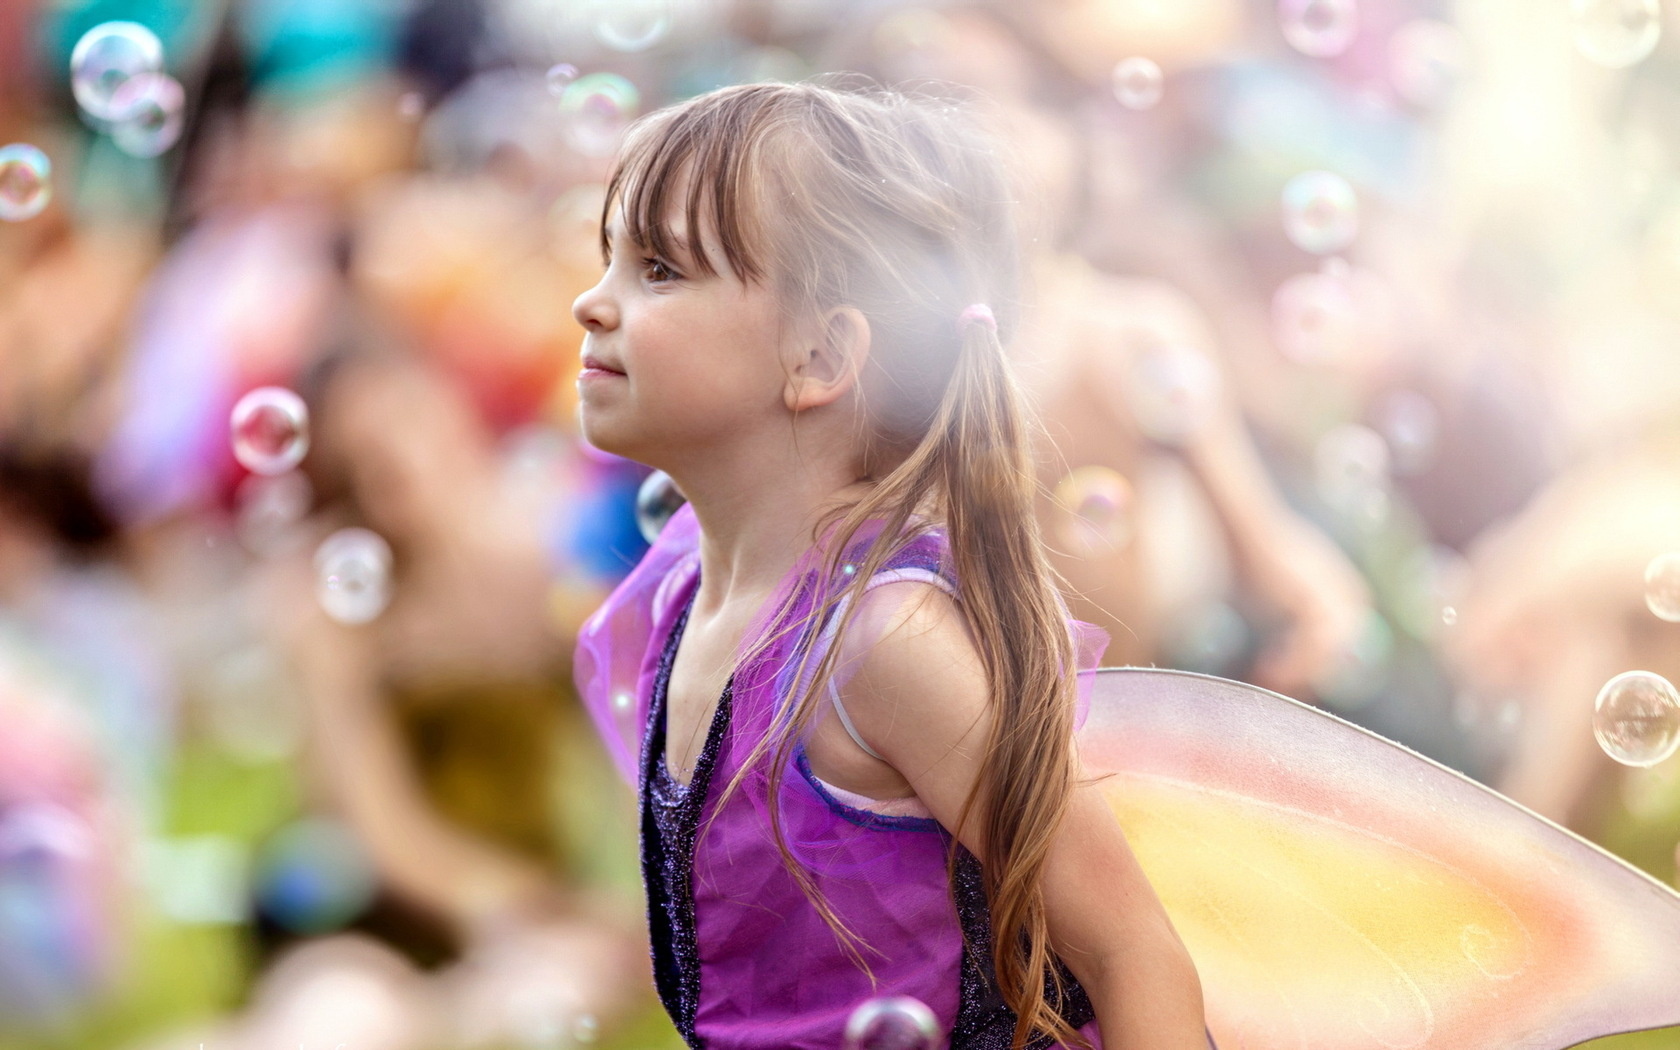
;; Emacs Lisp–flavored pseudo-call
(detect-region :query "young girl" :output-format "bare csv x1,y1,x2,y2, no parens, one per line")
570,80,1210,1049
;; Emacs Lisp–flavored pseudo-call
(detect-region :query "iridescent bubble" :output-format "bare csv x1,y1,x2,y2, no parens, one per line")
253,817,378,935
314,528,394,625
560,73,641,157
545,63,579,96
1571,0,1661,69
1644,552,1680,622
592,0,673,52
1053,466,1134,557
636,470,687,545
1593,671,1680,767
1372,388,1439,476
0,143,51,222
230,387,310,476
1124,343,1221,445
1315,423,1390,522
1112,57,1164,110
1388,19,1468,107
69,21,165,122
1282,171,1359,255
108,71,185,158
1279,0,1359,58
236,470,313,557
1271,270,1359,364
842,996,939,1050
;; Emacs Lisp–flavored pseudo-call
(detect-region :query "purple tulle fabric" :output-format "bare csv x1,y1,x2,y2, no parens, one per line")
574,502,1110,1048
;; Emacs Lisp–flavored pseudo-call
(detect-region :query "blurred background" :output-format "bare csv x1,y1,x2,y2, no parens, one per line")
1,0,1679,1047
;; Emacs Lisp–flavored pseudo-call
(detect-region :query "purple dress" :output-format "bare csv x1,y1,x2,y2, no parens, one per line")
575,503,1110,1048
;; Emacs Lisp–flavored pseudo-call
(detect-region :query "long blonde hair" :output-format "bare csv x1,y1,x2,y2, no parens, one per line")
605,80,1089,1050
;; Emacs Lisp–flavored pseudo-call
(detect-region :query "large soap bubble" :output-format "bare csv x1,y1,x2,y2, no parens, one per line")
70,21,165,122
842,996,939,1050
1593,671,1680,767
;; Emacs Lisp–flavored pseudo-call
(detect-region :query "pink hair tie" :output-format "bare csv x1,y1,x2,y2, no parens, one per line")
958,302,996,334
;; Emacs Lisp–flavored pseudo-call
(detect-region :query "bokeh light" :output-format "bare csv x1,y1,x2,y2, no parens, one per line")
0,144,51,222
1388,19,1468,108
1271,269,1360,364
1593,671,1680,767
253,817,378,935
1125,343,1221,445
591,0,673,53
546,63,580,96
559,72,641,157
230,387,311,476
842,995,939,1050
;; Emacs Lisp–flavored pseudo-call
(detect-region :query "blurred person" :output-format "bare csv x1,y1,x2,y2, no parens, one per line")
238,341,651,1050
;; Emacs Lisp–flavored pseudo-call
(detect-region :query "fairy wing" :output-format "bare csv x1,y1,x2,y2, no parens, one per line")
1077,667,1680,1050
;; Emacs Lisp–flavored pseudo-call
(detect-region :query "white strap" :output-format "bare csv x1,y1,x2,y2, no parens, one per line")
817,567,958,762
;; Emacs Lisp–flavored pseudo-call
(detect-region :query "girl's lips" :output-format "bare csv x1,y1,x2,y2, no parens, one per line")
579,366,626,380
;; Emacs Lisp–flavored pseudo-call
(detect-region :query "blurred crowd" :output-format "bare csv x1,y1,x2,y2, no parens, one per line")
1,0,1679,1048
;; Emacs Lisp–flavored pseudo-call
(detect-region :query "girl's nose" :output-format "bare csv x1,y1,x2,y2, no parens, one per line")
572,276,618,332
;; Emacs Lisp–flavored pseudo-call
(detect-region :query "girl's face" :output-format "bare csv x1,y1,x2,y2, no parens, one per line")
570,202,791,468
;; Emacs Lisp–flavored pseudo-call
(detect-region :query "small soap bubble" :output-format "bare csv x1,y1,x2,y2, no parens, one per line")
573,1014,599,1043
314,528,394,625
1593,671,1680,767
1644,552,1680,622
1441,606,1457,626
1372,388,1439,476
1389,19,1468,107
592,0,673,52
1571,0,1661,69
560,72,641,157
1315,423,1390,521
396,91,425,122
230,387,310,476
1053,466,1134,557
0,143,51,222
636,470,687,544
1279,0,1359,58
1271,270,1359,364
1111,57,1164,110
70,21,165,122
1125,343,1221,445
842,996,939,1050
545,63,579,96
108,71,185,157
1282,171,1359,255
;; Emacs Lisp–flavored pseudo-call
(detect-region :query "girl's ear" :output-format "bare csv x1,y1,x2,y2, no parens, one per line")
783,306,871,412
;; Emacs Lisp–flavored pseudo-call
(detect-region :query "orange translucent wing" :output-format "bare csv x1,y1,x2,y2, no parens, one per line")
1077,668,1680,1050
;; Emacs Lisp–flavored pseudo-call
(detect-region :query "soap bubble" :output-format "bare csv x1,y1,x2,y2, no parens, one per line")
1389,19,1468,107
842,996,939,1050
1315,423,1390,523
1644,552,1680,622
1282,171,1359,255
636,470,687,544
591,0,673,52
1112,57,1164,110
560,73,640,157
545,63,579,96
253,818,378,935
0,143,51,222
1279,0,1359,58
231,387,310,476
1571,0,1661,69
1053,466,1134,557
108,71,185,157
314,528,394,625
70,21,165,122
1593,671,1680,767
1124,343,1221,445
1372,388,1440,476
1271,270,1359,364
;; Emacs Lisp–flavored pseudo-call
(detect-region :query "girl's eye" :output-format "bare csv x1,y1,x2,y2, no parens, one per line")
642,257,680,283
